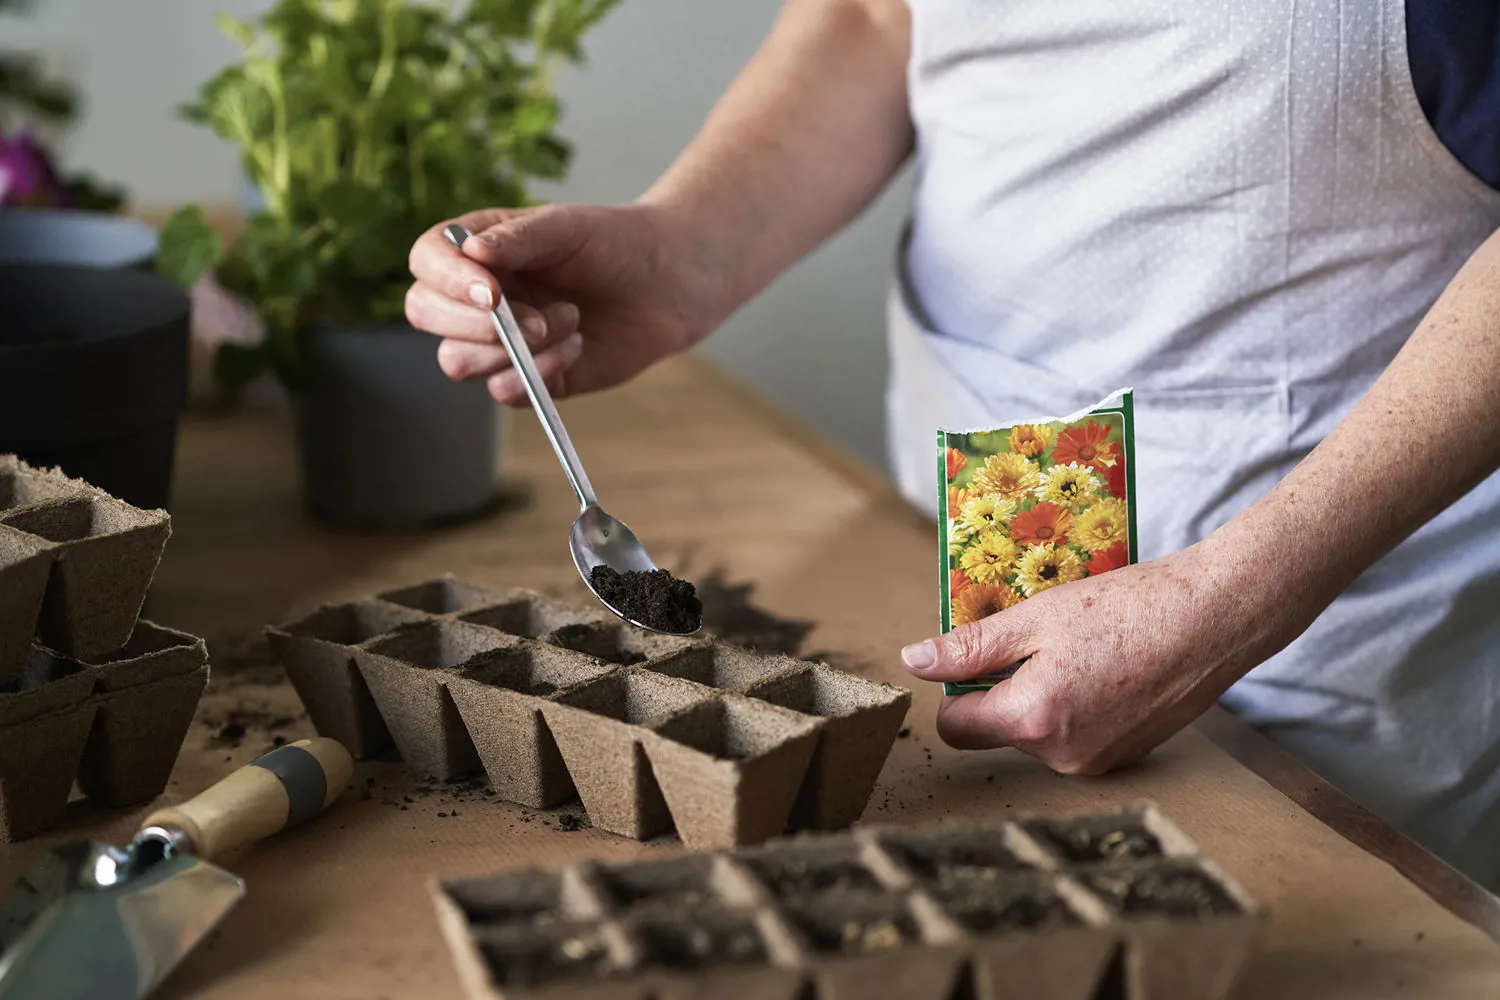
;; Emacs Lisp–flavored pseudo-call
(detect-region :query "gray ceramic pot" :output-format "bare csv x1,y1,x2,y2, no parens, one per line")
294,323,502,529
0,209,158,270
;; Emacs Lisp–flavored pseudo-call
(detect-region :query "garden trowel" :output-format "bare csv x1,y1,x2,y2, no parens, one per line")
0,736,354,1000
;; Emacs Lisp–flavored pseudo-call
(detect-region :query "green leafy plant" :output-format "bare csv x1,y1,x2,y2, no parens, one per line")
157,0,620,389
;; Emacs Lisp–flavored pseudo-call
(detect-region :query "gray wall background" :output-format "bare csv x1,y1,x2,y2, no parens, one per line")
5,0,910,472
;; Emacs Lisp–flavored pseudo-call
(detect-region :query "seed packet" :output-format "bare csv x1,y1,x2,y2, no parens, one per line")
938,389,1137,695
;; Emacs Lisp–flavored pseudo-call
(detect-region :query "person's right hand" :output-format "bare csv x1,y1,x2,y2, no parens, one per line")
406,202,716,404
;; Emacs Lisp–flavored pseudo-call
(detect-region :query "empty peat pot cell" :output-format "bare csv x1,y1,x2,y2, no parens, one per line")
649,697,816,763
444,870,569,930
551,669,709,727
475,922,623,990
275,600,434,648
625,909,770,972
0,496,130,544
377,577,502,616
741,662,901,718
641,645,803,692
780,895,927,956
1021,808,1168,865
0,458,83,511
589,855,743,915
460,592,602,639
927,874,1083,936
875,827,1034,890
455,645,613,699
363,618,522,672
738,839,891,898
1077,862,1244,920
544,621,700,667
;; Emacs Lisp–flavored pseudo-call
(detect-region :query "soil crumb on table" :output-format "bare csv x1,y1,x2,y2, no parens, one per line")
590,566,702,633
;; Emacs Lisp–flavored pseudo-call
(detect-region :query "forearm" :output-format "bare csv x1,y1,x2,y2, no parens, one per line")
638,0,912,333
1210,229,1500,641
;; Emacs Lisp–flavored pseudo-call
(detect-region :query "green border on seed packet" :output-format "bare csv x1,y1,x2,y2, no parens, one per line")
940,391,1137,696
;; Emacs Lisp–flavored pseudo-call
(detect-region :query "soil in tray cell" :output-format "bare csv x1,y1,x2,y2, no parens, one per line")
784,901,922,956
743,850,886,899
477,925,616,989
932,882,1080,935
595,857,719,913
446,871,564,928
1080,865,1241,919
1025,814,1164,865
631,913,768,970
884,834,1029,890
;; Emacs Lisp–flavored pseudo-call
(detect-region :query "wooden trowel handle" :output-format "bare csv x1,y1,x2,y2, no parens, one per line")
141,737,355,861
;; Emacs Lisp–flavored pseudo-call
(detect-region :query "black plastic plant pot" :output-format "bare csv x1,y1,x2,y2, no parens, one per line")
0,209,158,272
0,264,190,511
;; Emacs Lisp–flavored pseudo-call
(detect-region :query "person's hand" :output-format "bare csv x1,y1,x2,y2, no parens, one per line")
406,202,718,405
899,540,1295,774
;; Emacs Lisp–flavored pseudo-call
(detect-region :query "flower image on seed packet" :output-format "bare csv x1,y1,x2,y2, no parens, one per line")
938,388,1138,695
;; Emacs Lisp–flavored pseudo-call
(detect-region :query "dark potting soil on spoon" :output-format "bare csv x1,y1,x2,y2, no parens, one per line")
590,566,702,633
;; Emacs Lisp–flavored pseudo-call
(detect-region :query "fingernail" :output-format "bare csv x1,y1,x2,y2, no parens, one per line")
902,641,936,670
468,284,493,308
522,316,546,344
476,232,499,247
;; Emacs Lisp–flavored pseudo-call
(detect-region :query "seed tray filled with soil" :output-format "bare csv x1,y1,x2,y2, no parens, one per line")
434,807,1264,1000
472,923,634,998
1017,803,1193,867
778,893,966,1000
444,868,605,931
266,598,436,758
584,855,759,915
928,873,1118,1000
740,664,910,830
0,455,170,661
736,837,901,900
868,824,1036,891
1074,858,1262,1000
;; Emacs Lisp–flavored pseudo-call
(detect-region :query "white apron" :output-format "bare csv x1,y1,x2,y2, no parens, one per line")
890,0,1500,885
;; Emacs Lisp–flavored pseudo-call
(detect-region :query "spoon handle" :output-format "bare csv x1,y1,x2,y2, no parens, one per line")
444,223,597,510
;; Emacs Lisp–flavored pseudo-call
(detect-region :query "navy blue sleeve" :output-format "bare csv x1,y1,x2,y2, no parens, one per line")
1407,2,1500,191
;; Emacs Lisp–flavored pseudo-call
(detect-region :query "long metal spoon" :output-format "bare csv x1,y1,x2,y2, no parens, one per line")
443,223,696,636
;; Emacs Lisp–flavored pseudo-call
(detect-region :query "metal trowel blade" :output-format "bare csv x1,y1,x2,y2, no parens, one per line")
0,840,244,1000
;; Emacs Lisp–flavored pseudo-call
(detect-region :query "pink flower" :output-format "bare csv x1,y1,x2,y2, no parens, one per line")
0,131,69,208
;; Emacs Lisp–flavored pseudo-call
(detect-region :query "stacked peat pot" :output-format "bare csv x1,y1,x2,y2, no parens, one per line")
0,456,208,840
268,577,912,847
431,803,1264,1000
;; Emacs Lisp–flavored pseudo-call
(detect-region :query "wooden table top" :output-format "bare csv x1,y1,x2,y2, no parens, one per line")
3,353,1498,998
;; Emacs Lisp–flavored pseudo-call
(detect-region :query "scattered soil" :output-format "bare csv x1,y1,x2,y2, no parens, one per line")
1080,867,1240,918
202,702,301,748
745,855,884,897
695,570,813,653
1027,817,1164,864
634,918,766,970
897,727,912,739
590,567,702,634
480,928,614,988
558,813,587,832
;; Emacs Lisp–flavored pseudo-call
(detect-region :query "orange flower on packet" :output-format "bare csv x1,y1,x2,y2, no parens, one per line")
936,389,1137,694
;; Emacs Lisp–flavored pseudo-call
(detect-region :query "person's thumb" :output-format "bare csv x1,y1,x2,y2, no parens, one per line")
465,204,585,273
900,606,1036,683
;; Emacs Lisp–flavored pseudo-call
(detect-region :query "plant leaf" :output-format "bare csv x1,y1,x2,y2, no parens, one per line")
154,205,223,287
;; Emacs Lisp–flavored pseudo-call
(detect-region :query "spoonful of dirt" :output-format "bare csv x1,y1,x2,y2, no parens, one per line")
445,223,701,636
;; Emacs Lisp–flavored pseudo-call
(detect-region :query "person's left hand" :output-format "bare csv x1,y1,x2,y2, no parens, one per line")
899,540,1292,774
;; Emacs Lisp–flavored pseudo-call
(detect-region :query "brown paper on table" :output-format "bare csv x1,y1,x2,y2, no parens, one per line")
2,357,1493,1000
